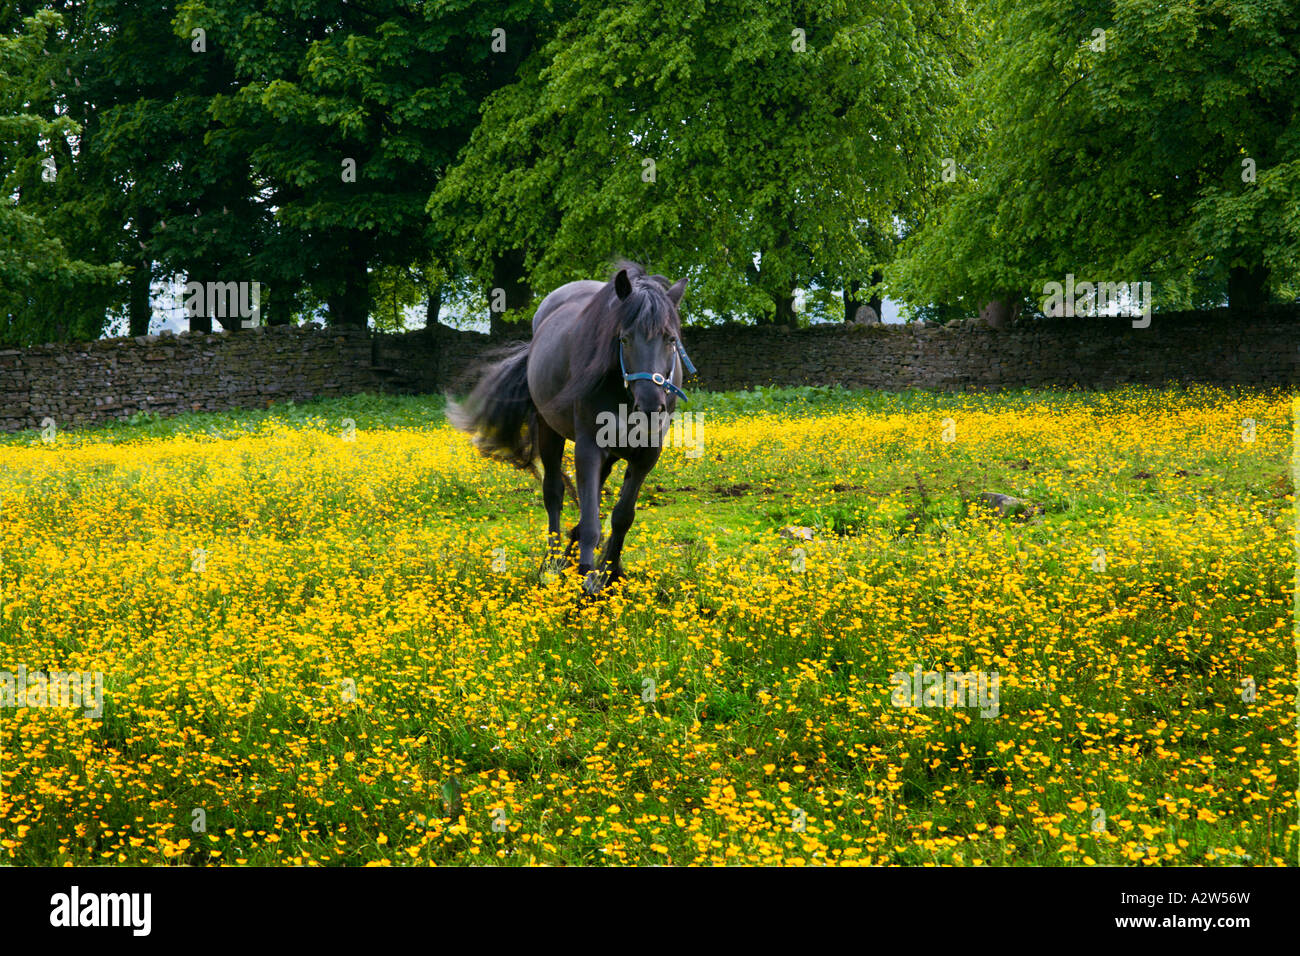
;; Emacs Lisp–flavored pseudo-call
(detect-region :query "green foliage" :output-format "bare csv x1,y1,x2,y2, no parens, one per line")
0,10,123,343
2,2,565,341
4,1,1296,336
431,0,975,323
172,0,565,326
891,0,1300,314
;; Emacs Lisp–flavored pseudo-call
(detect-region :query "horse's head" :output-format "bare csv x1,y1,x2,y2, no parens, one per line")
612,266,688,415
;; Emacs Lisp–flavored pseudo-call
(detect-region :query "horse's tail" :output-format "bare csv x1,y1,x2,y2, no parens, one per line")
445,341,539,472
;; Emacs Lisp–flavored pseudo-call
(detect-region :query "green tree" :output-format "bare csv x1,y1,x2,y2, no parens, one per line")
892,0,1300,317
432,0,973,325
0,9,122,344
4,1,283,339
175,0,564,327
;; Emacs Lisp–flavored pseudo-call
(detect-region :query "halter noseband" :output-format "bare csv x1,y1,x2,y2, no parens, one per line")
620,337,697,403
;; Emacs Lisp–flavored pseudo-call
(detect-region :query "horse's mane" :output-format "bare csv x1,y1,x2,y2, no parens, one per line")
552,261,681,408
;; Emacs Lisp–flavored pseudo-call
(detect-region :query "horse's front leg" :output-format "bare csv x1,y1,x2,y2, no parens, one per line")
592,453,655,591
563,455,614,562
573,433,605,584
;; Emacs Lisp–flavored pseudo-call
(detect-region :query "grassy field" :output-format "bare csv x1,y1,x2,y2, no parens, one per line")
0,385,1294,865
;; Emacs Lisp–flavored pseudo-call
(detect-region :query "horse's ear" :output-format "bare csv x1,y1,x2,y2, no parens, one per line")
614,268,633,300
667,277,688,306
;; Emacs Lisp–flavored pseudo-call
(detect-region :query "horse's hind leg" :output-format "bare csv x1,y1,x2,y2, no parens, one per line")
538,419,567,570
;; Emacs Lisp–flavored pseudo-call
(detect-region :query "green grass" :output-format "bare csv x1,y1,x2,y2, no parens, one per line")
0,386,1293,866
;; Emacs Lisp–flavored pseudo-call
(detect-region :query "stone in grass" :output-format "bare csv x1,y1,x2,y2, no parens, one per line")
977,492,1043,520
779,526,816,541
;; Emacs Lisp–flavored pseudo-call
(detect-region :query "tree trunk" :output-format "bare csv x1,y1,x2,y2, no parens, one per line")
263,285,287,326
424,283,443,337
844,271,883,323
327,260,371,327
127,207,154,337
978,295,1020,329
843,278,861,323
867,269,884,320
746,257,772,325
490,250,530,336
746,248,796,326
1228,264,1269,311
128,258,151,337
182,266,211,333
773,290,797,326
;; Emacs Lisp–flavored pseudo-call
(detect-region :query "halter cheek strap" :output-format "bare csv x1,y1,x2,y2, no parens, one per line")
674,337,697,377
620,338,694,402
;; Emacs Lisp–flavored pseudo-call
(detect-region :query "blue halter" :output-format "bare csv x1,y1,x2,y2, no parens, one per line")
620,337,697,403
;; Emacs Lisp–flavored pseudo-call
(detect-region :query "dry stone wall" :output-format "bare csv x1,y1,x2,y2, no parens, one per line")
382,305,1298,393
1,306,1294,433
0,324,381,432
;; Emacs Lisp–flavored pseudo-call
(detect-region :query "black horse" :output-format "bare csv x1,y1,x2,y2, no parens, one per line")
448,262,695,595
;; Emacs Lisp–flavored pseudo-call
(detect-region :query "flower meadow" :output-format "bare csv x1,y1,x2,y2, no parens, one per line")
0,386,1294,866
